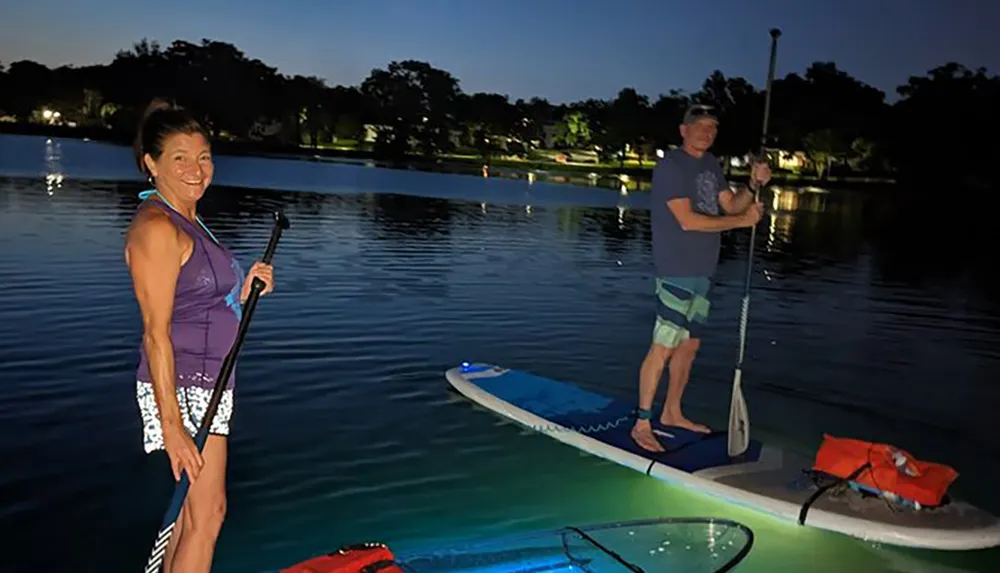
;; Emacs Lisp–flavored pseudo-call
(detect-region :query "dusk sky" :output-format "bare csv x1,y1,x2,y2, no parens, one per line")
2,0,996,103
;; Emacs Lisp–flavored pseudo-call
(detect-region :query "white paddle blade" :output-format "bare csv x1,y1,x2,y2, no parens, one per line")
728,369,750,457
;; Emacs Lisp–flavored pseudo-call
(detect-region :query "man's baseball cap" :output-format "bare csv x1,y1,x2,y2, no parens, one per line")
682,104,719,124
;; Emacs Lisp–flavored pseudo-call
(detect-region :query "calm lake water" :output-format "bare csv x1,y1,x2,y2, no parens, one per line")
1,133,998,573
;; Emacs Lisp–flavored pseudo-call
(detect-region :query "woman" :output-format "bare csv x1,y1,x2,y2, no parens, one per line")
124,99,274,573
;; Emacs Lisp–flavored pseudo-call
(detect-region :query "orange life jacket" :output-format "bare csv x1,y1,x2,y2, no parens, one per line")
280,543,401,573
811,434,958,507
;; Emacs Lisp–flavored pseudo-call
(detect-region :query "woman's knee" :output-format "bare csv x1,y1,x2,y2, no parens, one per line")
211,494,227,529
186,492,226,535
184,435,228,536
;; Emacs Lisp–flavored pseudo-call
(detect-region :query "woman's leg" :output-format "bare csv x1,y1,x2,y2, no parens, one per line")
137,380,233,572
136,380,188,570
168,434,228,573
162,511,185,571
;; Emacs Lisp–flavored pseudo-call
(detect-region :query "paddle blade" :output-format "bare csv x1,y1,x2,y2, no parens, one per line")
727,369,750,457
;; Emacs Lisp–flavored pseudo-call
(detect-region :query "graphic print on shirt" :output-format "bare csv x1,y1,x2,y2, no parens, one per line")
224,258,245,321
694,169,721,215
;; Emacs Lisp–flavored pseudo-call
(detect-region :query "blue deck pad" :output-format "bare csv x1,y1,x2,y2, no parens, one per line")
470,369,762,473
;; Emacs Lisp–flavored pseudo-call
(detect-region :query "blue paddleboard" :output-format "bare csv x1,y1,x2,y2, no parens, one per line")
445,362,1000,551
449,362,761,473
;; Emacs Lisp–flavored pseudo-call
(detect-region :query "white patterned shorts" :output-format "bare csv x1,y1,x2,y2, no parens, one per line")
136,380,234,454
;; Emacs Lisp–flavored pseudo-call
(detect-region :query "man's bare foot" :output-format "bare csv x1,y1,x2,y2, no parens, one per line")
660,415,711,434
630,421,665,453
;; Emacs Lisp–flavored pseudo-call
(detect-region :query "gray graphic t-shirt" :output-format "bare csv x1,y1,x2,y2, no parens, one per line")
650,148,728,277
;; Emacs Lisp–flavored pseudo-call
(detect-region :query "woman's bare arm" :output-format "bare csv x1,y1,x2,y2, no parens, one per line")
125,212,185,431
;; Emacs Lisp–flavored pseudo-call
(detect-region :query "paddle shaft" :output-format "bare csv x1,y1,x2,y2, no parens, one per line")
735,28,781,370
727,29,781,459
143,210,289,573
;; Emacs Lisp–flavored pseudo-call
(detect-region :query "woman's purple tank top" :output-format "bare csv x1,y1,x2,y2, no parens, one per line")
134,190,245,391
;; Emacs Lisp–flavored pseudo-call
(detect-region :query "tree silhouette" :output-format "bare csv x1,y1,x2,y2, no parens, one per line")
0,37,995,186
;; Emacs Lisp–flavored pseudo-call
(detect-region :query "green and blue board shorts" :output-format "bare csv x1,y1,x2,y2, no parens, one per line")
652,276,712,348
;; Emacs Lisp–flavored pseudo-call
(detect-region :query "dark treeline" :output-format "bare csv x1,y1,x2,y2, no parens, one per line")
0,38,997,186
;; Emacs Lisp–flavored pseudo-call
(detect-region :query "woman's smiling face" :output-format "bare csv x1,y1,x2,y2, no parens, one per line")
144,131,214,203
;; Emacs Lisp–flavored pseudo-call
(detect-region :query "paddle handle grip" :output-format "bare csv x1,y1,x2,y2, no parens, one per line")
260,209,289,265
249,209,289,294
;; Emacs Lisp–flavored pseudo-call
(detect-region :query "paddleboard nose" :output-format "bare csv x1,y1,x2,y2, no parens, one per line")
460,362,497,374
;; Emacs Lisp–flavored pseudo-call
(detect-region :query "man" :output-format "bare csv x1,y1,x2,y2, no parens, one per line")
630,104,771,453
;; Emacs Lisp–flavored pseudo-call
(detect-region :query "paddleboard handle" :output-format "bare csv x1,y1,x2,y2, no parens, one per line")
797,462,872,526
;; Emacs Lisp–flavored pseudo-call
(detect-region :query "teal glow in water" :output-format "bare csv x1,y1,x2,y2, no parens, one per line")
0,135,998,572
